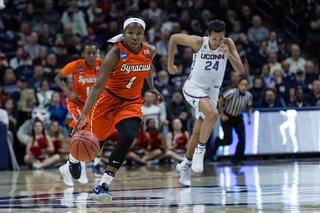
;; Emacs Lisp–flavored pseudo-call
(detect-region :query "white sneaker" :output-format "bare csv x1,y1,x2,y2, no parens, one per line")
32,163,42,170
176,163,191,187
59,163,74,187
77,162,88,184
192,147,205,173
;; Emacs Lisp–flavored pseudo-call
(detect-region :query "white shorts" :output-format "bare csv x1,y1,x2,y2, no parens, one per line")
182,80,219,119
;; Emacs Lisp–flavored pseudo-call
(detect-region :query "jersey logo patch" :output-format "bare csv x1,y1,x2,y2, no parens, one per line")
78,66,83,73
96,66,100,70
145,55,150,62
203,45,207,49
120,52,127,58
143,50,149,54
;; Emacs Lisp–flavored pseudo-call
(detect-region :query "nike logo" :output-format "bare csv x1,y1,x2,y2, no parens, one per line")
123,58,128,62
94,188,99,193
113,160,120,164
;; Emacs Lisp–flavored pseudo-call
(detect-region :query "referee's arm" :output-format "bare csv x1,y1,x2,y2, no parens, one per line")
247,106,252,124
218,96,228,122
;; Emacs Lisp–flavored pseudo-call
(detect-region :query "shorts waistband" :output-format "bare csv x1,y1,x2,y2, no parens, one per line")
104,88,139,101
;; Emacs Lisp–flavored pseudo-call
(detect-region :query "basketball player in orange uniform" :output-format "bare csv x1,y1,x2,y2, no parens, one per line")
71,7,164,203
55,41,103,187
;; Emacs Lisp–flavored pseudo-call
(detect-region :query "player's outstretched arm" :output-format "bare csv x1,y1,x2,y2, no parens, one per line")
167,34,202,75
55,72,80,103
223,38,244,75
71,45,120,135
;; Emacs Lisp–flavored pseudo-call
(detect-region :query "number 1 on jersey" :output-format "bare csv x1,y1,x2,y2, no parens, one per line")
126,76,137,89
86,86,91,96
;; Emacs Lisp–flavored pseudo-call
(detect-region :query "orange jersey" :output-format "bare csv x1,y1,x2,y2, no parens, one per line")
105,41,152,99
61,59,102,105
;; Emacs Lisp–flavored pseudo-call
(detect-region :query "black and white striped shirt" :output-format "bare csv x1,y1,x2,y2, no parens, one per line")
222,88,253,117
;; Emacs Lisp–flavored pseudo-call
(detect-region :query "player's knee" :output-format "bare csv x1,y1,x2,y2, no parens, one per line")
206,108,219,121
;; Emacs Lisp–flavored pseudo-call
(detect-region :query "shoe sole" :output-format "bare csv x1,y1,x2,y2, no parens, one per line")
59,166,74,187
191,164,203,173
77,178,88,184
90,193,113,203
93,173,103,177
179,180,190,187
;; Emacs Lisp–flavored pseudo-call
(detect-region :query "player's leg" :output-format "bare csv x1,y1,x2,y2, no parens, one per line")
91,141,105,177
192,98,219,173
89,117,141,203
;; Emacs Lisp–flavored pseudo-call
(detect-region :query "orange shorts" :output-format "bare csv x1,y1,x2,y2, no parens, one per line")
66,100,91,131
89,89,143,141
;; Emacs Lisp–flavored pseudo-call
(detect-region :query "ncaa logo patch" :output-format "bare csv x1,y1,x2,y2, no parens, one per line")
145,55,150,62
78,66,83,72
96,66,100,70
120,52,127,58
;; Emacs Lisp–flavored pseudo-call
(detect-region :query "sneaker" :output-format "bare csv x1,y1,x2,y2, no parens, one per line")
192,147,205,173
89,183,113,203
77,162,88,184
69,160,81,180
91,164,103,177
59,163,74,187
32,163,42,170
176,163,191,187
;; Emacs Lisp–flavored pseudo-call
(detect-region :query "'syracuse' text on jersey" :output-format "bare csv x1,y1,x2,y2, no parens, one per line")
106,41,152,99
61,59,102,105
188,37,228,88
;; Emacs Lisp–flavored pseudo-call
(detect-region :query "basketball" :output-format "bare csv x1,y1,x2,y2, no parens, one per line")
69,130,100,162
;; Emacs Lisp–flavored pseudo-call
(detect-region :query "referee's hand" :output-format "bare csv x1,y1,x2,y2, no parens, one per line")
221,115,229,122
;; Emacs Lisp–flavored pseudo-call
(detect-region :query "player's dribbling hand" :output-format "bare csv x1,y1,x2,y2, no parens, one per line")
71,115,86,136
168,64,178,75
248,119,251,124
221,114,229,122
219,44,230,57
69,93,81,102
150,88,164,105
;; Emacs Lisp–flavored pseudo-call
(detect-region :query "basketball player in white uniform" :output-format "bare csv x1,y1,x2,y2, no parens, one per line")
167,20,244,186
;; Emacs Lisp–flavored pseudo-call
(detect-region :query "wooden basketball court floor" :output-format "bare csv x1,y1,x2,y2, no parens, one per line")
1,160,320,212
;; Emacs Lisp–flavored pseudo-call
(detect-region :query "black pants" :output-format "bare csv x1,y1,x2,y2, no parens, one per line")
212,114,245,160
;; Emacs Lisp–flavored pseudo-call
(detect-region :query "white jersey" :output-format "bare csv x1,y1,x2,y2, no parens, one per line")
188,37,228,89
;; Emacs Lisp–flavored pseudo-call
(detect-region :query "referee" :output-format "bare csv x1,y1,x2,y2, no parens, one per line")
212,78,253,165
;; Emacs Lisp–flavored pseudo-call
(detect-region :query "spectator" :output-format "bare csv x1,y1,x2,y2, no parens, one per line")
161,117,189,162
38,23,55,48
47,120,68,161
281,60,296,87
224,71,241,91
189,0,204,22
3,98,18,140
274,70,290,103
238,33,255,69
9,47,24,70
147,21,162,44
258,88,285,108
156,31,178,57
285,44,306,73
24,119,60,169
102,21,119,49
57,25,74,48
288,88,310,107
87,0,103,24
57,0,69,15
29,9,44,34
268,52,282,76
82,24,103,48
287,87,296,106
61,0,86,22
179,10,191,33
239,5,252,33
309,5,320,47
141,91,163,131
68,34,82,55
0,53,10,85
304,60,319,86
277,38,290,62
50,92,66,126
0,107,9,129
42,0,61,34
23,32,41,60
305,79,320,106
229,21,242,42
242,64,254,89
77,0,90,11
15,21,30,48
247,15,269,46
21,3,35,25
36,79,54,106
154,70,175,104
0,84,7,108
200,9,213,30
32,46,48,66
27,65,45,92
97,0,112,17
235,40,248,64
43,53,61,84
166,90,191,130
253,40,269,71
181,47,193,76
148,0,162,22
108,3,119,22
260,64,274,87
10,76,28,104
56,42,71,67
2,67,18,96
190,19,203,36
61,8,87,37
17,88,36,127
249,76,264,107
159,0,177,14
15,52,34,80
160,10,173,34
176,0,193,14
225,10,237,34
293,69,309,94
268,31,278,53
92,11,108,37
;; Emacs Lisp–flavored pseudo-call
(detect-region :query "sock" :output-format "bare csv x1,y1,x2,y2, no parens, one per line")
198,142,206,149
99,171,115,186
94,157,101,166
182,157,192,167
69,154,79,163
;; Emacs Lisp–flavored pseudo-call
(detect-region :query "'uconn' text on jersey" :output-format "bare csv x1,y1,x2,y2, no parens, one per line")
200,53,225,60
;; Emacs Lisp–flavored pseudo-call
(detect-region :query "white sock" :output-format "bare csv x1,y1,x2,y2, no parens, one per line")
197,142,206,149
182,157,192,167
69,154,79,163
99,173,114,186
94,157,101,166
